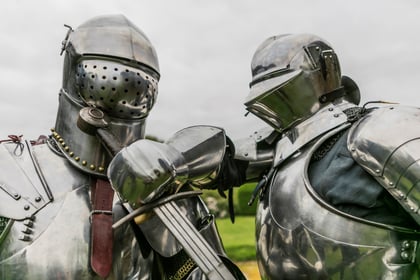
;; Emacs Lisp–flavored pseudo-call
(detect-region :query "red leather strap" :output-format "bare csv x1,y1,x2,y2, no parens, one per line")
90,178,114,278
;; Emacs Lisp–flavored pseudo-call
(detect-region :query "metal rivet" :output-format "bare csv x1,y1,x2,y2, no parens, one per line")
74,157,80,162
89,164,96,170
389,182,394,186
82,160,87,166
24,205,30,211
375,169,381,174
69,152,74,157
23,220,34,227
64,146,70,152
402,241,411,249
21,227,33,234
333,113,339,118
19,234,32,242
35,197,41,202
401,252,409,260
328,107,334,111
98,166,105,172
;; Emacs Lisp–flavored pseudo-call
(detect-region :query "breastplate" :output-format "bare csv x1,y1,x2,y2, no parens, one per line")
256,128,420,279
0,141,151,279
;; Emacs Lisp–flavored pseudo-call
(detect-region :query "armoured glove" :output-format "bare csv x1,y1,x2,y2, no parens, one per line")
107,126,227,208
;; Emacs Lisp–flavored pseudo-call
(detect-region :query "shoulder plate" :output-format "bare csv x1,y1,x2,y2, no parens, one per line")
348,105,420,224
0,141,52,220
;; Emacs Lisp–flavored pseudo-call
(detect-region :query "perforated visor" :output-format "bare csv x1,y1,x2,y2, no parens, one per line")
76,59,158,119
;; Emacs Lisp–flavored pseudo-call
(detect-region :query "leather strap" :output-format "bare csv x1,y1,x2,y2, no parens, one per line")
90,178,114,278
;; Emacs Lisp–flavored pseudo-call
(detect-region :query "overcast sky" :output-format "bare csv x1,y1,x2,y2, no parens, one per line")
1,0,419,141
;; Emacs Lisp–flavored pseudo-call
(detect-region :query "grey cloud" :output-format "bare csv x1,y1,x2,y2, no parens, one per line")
0,0,419,141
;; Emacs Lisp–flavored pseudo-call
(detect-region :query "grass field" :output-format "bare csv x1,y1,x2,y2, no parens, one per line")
216,216,261,279
216,215,257,262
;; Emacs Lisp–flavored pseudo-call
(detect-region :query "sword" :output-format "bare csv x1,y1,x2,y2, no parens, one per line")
77,107,235,280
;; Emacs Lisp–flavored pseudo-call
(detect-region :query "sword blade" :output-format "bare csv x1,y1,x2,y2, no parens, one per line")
154,201,235,280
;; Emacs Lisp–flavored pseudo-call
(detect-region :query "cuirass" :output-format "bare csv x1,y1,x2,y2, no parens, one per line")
0,141,151,279
256,128,420,280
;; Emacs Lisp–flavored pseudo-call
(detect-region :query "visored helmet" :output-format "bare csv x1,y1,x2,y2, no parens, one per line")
54,14,161,176
62,14,160,119
245,33,359,131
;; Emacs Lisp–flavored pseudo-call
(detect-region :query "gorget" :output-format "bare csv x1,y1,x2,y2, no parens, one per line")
256,106,420,279
0,140,152,280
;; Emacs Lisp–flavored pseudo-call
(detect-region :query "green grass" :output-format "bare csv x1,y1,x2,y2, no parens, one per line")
216,216,257,262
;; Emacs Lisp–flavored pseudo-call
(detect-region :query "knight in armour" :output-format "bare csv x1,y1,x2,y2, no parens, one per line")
0,14,244,280
240,33,420,279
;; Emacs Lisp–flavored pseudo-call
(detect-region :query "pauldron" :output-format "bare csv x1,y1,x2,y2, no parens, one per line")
348,105,420,225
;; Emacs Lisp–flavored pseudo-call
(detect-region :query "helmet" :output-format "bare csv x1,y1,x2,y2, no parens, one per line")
245,33,359,131
53,14,160,176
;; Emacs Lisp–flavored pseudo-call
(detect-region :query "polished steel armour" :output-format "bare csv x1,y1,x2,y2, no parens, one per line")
0,140,152,280
255,107,420,279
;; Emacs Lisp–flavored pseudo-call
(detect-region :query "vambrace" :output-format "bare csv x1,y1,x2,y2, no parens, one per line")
234,126,277,182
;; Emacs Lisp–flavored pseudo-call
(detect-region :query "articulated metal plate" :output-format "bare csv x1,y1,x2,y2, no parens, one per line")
348,105,420,224
0,142,52,220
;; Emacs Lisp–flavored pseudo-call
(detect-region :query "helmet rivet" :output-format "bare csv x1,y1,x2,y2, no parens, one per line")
89,164,96,170
75,157,80,162
98,166,105,172
401,252,409,260
402,241,411,249
82,160,87,166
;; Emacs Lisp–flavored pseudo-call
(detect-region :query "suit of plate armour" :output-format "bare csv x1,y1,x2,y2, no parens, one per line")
255,122,420,280
0,140,152,280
